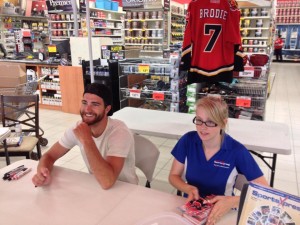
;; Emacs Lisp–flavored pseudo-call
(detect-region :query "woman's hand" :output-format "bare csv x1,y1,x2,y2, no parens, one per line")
206,196,239,225
186,185,200,202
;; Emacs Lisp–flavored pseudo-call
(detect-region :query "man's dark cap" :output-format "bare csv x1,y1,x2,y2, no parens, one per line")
83,83,113,116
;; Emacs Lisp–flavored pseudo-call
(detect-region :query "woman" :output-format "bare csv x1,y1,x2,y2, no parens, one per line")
169,96,268,224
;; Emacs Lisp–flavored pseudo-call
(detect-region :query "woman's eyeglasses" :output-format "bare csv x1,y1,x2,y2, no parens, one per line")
193,117,218,127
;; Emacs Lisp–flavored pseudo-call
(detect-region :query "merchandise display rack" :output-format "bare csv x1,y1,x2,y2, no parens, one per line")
240,3,275,55
0,15,47,58
48,8,125,44
25,64,62,110
189,0,275,120
196,63,270,121
170,3,185,46
275,0,300,61
83,7,125,45
119,57,188,112
123,9,165,56
48,12,81,40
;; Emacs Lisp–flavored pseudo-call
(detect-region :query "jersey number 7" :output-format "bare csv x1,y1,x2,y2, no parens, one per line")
204,24,222,52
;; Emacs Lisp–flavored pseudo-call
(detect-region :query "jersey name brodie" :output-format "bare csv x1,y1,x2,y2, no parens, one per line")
200,9,228,20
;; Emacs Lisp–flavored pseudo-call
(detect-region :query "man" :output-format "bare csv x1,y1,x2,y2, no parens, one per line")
274,35,284,62
32,83,138,189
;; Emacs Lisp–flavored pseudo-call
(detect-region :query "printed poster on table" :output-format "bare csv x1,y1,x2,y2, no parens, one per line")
237,182,300,225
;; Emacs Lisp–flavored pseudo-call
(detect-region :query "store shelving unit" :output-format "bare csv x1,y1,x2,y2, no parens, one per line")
240,5,275,55
84,7,125,45
48,13,81,40
0,15,47,58
124,10,165,56
170,2,185,45
119,58,188,112
275,0,300,61
25,64,62,111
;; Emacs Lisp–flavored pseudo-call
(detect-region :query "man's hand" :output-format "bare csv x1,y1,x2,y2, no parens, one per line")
206,196,239,225
32,167,51,187
73,122,93,144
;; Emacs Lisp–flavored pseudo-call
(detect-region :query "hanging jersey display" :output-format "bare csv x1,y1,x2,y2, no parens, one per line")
180,0,242,84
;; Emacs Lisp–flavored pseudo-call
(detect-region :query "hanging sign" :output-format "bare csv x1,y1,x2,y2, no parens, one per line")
163,0,170,11
46,0,73,13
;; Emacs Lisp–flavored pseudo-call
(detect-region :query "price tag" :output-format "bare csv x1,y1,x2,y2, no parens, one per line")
152,91,164,101
48,45,57,53
239,67,254,78
138,64,150,74
236,96,251,108
129,89,141,98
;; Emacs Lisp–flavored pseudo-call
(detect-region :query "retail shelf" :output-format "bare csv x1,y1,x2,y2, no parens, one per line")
171,12,185,17
93,34,122,37
240,27,270,30
48,20,75,23
242,37,270,39
124,19,163,21
90,17,122,22
241,16,270,20
89,7,125,14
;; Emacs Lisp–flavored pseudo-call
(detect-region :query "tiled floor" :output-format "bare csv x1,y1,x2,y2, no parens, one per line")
1,62,299,196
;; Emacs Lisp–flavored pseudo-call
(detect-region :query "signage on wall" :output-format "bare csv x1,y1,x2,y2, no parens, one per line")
122,0,162,9
46,0,73,13
163,0,170,11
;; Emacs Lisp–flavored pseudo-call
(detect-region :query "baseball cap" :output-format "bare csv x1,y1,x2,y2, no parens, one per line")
83,83,113,116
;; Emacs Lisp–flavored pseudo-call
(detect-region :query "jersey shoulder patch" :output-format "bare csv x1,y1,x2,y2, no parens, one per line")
228,0,239,10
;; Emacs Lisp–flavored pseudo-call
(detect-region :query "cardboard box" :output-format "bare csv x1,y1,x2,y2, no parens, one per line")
0,63,27,88
0,74,27,88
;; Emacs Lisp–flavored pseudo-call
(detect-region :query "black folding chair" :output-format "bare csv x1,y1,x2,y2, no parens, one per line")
0,95,41,165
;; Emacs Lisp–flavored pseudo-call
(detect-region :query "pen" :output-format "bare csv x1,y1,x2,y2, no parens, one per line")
10,168,32,180
2,165,25,180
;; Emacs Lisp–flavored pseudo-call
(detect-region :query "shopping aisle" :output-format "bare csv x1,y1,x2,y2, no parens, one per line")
264,62,300,195
0,63,299,196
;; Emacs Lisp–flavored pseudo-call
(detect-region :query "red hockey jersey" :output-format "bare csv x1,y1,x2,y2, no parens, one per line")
180,0,242,84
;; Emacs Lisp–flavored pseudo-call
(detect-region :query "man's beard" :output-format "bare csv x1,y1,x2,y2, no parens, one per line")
80,111,104,125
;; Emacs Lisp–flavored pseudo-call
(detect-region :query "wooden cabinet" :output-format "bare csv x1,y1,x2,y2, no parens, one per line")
59,66,84,114
24,64,84,114
25,64,62,111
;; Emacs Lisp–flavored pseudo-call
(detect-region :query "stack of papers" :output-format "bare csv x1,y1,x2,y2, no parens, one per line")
0,128,11,142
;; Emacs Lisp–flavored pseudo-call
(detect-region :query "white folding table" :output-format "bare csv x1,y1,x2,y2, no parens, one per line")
112,107,291,187
0,160,237,225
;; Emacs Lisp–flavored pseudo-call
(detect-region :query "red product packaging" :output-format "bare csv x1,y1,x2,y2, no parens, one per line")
178,196,215,225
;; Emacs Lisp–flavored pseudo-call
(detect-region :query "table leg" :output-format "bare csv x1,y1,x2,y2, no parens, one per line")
270,154,277,187
249,150,276,187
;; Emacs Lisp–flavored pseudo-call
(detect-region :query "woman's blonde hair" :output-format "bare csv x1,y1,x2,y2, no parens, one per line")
196,96,228,129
